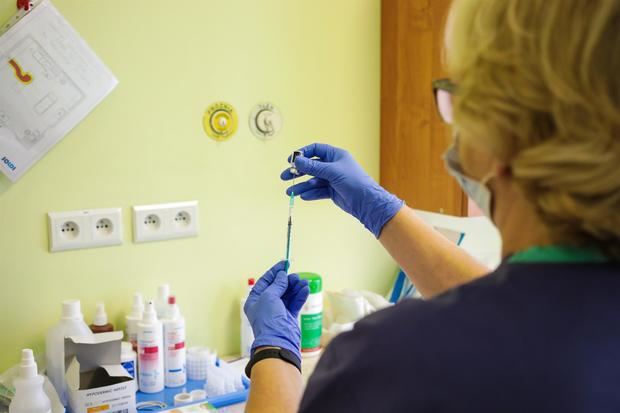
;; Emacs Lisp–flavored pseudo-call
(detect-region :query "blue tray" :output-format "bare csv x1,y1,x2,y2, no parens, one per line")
136,377,250,411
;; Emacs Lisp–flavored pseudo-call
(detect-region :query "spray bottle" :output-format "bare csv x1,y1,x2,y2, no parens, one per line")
163,296,186,387
137,301,164,393
125,293,144,350
9,349,51,413
240,278,256,358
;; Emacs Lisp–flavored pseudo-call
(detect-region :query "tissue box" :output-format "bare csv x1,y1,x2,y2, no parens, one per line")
64,332,136,413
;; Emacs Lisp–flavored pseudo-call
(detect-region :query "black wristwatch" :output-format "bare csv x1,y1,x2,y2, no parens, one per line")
245,347,302,378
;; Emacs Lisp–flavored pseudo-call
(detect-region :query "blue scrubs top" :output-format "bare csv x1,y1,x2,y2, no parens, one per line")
299,252,620,412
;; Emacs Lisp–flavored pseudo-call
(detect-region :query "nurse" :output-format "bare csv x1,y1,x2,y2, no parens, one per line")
244,0,620,411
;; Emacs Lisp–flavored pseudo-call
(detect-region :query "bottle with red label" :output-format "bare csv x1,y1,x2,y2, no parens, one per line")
137,301,164,393
163,295,186,387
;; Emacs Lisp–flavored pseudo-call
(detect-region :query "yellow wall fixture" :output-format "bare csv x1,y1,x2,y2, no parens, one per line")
203,102,238,142
0,0,391,373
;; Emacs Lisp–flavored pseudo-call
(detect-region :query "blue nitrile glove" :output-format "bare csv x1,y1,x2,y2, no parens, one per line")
281,143,404,238
244,261,310,362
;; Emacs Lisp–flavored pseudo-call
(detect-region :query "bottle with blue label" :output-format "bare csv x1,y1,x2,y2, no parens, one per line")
121,341,137,384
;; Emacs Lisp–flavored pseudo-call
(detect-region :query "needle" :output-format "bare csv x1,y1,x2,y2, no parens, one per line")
285,190,294,272
285,150,303,273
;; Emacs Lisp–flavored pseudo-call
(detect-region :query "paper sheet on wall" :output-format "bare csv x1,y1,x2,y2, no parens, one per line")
0,0,118,182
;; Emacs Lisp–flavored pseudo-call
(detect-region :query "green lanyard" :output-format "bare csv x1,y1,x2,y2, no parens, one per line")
508,245,609,264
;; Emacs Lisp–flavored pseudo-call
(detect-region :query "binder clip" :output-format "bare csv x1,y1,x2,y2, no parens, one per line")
17,0,31,11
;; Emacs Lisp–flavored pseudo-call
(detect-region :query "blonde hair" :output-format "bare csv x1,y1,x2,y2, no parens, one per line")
446,0,620,259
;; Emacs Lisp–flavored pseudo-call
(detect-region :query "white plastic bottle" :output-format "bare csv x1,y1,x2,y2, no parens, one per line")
155,284,170,319
126,293,144,349
45,300,93,406
163,295,186,387
120,341,137,382
240,278,255,358
9,349,51,413
137,301,164,393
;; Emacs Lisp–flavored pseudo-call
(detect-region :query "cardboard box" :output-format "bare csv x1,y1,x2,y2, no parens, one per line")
64,332,136,413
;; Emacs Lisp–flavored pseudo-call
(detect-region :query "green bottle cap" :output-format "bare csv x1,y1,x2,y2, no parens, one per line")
298,272,322,294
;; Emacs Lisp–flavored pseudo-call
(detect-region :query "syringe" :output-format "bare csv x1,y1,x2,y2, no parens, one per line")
285,191,294,272
285,150,303,272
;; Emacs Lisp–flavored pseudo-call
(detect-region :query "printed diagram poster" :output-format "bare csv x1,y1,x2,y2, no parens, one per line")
0,0,117,182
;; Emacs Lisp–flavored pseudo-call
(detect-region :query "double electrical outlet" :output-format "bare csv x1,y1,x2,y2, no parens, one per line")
47,201,199,252
132,201,199,243
48,208,123,252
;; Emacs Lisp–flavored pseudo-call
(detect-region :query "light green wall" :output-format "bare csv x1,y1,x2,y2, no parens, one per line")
0,0,396,371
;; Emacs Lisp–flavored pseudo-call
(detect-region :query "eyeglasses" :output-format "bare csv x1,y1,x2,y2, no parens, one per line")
432,78,456,124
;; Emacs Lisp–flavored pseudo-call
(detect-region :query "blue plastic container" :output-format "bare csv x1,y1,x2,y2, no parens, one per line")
136,376,250,411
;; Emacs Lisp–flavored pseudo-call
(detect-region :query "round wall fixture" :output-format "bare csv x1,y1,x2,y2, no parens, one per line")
203,102,238,141
249,103,282,140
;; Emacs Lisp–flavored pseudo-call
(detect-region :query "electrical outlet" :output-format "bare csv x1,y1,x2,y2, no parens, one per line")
132,201,199,243
48,208,123,252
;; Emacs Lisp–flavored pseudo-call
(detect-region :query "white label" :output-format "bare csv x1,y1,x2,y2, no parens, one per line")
300,292,323,315
164,321,186,387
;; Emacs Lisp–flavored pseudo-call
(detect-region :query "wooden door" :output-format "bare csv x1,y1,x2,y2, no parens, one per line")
380,0,467,216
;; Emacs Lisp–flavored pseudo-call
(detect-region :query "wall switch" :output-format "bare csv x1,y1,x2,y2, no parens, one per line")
132,201,199,243
48,208,123,252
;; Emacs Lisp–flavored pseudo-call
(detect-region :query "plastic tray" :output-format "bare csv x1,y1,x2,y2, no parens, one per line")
136,377,250,411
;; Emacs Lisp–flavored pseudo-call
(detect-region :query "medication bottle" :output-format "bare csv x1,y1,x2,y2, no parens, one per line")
120,341,137,382
163,295,187,388
240,278,255,358
137,301,164,393
298,273,323,357
9,349,51,413
45,300,93,406
90,303,114,333
126,292,144,351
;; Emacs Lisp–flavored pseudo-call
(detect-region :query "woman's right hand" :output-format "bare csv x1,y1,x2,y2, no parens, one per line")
281,143,403,238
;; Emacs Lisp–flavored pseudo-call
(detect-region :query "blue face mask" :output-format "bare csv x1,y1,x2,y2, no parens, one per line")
443,143,494,219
